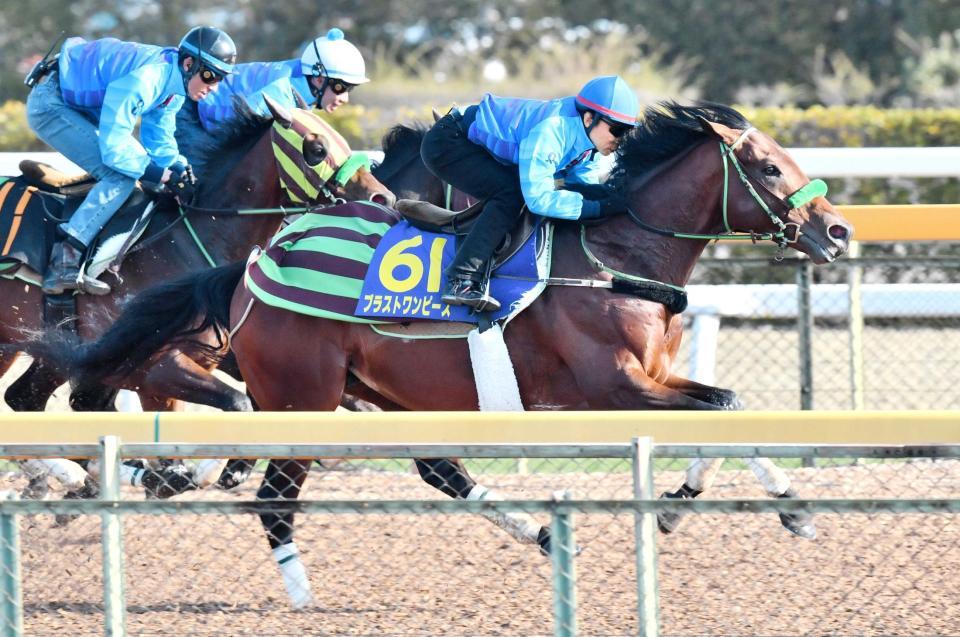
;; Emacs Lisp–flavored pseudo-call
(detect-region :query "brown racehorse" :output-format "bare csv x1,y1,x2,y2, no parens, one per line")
0,101,394,497
25,103,853,607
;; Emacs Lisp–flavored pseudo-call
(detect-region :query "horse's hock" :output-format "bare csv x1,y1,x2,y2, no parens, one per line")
0,432,957,637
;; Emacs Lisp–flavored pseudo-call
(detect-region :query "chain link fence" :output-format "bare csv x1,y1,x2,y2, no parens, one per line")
0,439,957,636
681,244,960,411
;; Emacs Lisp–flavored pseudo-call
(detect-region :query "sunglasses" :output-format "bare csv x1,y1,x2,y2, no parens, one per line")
328,79,357,95
601,117,632,139
198,67,225,85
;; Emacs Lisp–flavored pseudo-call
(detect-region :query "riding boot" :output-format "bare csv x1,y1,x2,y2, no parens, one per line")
43,240,112,296
441,268,501,313
41,240,81,295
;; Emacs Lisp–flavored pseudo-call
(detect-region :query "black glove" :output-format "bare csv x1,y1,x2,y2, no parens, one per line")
166,164,197,202
563,182,612,200
598,191,628,216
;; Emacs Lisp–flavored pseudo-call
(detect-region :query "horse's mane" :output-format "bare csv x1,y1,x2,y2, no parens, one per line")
177,98,274,184
373,123,429,182
610,101,751,187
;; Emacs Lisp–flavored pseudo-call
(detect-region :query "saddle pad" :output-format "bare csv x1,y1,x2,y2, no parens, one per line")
0,177,58,277
0,175,155,286
356,218,552,323
245,201,401,323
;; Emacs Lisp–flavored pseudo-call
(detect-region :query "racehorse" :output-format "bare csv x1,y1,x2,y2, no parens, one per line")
24,103,853,607
0,98,395,495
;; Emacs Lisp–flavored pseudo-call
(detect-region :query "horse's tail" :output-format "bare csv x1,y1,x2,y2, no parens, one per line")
24,261,245,389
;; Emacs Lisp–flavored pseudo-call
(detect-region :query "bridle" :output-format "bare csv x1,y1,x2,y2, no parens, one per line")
623,126,828,255
575,125,829,310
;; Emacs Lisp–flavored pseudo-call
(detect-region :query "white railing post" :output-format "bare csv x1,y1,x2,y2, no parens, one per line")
100,436,127,636
688,313,721,384
632,436,660,637
847,241,865,410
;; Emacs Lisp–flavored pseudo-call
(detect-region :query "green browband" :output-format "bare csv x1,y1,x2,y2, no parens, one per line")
333,153,373,187
786,178,828,209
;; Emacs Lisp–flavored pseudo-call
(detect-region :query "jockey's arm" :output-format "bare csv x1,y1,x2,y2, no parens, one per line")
246,77,299,117
98,64,169,183
518,119,593,221
141,93,186,171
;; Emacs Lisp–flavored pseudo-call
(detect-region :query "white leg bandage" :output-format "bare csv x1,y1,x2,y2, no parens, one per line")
747,457,791,496
24,459,88,491
272,542,314,610
118,464,146,487
193,459,229,488
466,485,540,545
685,458,724,492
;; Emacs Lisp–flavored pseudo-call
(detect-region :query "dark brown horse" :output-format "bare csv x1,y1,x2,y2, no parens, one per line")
27,103,853,607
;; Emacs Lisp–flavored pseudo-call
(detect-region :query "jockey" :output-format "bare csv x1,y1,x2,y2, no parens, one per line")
187,27,369,133
420,75,639,312
26,26,237,295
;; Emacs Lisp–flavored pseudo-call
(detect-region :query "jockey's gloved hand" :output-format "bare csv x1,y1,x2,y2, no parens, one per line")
598,191,629,217
563,182,611,200
166,167,197,202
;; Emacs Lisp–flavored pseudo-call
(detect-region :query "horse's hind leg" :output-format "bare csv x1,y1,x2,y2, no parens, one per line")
747,458,816,539
258,459,314,609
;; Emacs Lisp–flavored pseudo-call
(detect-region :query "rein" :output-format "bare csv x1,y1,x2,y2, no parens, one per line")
574,126,828,312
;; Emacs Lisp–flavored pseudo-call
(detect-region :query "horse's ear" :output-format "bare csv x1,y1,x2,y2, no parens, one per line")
431,107,443,123
292,89,309,111
697,116,739,145
696,116,722,140
263,94,294,129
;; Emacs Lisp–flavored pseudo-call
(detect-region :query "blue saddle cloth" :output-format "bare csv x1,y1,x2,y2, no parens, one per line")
356,218,548,323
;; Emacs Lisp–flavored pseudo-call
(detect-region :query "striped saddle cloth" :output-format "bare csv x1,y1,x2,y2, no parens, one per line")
244,200,551,324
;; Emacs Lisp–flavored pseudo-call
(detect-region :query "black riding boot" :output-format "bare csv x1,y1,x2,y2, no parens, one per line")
41,240,82,295
441,263,501,313
41,240,111,296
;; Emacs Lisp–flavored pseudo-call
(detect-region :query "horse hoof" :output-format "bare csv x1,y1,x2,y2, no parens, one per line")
777,490,817,540
55,476,100,526
142,467,197,499
657,488,696,534
20,475,50,501
536,527,583,557
779,512,817,540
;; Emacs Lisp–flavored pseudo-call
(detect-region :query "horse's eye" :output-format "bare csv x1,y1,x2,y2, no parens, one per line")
763,164,781,177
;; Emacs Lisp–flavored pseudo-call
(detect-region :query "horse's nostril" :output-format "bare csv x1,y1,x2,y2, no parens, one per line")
828,224,849,241
371,193,388,205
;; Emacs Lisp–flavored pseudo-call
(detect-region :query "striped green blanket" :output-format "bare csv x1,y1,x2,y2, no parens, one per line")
245,201,401,323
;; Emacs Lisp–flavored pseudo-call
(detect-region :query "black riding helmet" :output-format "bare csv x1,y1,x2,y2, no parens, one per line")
178,26,237,86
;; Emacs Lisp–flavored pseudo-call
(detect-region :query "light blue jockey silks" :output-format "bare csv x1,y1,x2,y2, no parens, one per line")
57,37,187,181
196,59,314,131
467,94,603,220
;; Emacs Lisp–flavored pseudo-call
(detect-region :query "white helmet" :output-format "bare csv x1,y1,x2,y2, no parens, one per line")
300,28,370,85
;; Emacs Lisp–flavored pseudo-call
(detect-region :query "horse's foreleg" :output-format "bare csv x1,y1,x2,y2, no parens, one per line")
415,458,550,553
258,459,314,609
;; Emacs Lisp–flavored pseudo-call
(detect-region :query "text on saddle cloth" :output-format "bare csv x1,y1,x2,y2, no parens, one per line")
356,218,548,323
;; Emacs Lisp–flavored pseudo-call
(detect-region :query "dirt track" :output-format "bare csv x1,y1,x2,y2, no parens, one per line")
5,460,959,636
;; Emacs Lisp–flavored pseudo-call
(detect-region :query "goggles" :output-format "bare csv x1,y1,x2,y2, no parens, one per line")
198,67,226,85
601,117,632,139
328,79,357,95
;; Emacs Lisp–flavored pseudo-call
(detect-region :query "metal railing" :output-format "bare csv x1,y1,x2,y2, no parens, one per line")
1,435,957,636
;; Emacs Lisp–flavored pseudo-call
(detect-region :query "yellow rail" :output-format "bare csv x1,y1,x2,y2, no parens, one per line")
837,204,960,241
0,410,957,445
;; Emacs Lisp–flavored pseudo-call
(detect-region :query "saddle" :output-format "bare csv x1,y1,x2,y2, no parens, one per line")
0,170,158,288
18,160,96,197
395,198,538,269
